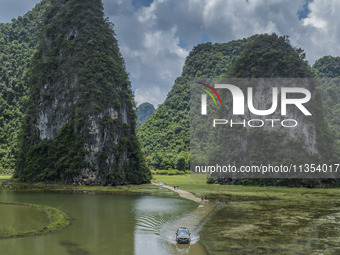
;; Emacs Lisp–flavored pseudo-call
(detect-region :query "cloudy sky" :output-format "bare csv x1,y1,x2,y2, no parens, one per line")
1,0,340,107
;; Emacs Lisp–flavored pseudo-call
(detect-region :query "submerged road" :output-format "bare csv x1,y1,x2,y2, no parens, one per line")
152,181,216,253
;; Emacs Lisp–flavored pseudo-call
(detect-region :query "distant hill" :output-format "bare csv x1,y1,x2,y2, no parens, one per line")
0,0,48,174
136,102,155,128
313,56,340,78
137,38,252,170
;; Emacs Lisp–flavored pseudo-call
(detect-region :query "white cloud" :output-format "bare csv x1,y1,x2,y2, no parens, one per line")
104,0,190,107
298,0,340,62
2,0,340,106
104,0,340,105
134,87,164,108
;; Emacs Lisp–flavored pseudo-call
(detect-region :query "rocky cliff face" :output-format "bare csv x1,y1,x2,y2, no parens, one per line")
16,0,151,185
191,35,337,179
222,79,318,154
224,35,336,165
191,78,320,168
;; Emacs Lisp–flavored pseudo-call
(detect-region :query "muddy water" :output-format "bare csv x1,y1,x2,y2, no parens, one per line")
0,191,207,255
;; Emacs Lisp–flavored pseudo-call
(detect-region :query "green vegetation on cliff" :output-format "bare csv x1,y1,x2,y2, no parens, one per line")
1,0,339,188
313,56,340,149
140,34,339,187
138,39,251,170
227,34,314,78
15,0,150,184
223,34,338,166
313,56,340,78
0,1,48,175
136,102,155,128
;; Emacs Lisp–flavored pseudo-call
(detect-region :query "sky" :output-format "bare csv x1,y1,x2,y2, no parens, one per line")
1,0,340,107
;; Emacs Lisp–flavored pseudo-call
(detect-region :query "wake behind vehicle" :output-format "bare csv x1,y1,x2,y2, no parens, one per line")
176,227,191,244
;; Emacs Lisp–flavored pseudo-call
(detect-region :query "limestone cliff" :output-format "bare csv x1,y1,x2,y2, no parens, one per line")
190,35,338,182
15,0,151,185
224,35,337,166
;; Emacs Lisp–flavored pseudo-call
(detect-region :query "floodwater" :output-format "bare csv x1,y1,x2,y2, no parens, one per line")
0,191,206,255
1,189,339,255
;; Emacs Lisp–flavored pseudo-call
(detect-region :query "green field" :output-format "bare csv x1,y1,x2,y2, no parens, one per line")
152,174,340,200
0,176,12,180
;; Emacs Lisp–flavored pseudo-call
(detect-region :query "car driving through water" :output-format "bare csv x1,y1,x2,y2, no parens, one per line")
176,227,191,244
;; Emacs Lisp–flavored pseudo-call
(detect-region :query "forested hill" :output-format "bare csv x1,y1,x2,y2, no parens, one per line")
0,0,49,174
138,34,339,177
216,34,337,172
313,56,340,149
227,34,314,78
15,0,150,185
1,0,339,184
136,102,155,128
137,38,252,170
313,56,340,78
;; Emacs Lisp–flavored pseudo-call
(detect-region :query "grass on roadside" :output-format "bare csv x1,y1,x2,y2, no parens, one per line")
152,174,340,201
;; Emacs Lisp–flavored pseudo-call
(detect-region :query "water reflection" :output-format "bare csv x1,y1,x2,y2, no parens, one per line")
0,191,203,255
59,241,91,255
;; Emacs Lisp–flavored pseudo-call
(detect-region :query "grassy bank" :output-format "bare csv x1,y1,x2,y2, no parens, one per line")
0,202,71,239
153,174,340,201
4,173,340,201
1,180,178,199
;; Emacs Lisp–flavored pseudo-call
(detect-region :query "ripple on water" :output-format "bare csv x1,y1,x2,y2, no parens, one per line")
160,201,216,245
133,196,197,236
133,196,216,245
136,214,167,233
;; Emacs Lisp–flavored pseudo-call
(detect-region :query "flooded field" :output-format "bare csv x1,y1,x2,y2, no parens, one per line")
0,191,205,255
200,193,340,255
1,179,339,255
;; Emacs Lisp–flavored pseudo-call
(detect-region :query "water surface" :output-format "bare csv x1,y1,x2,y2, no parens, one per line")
0,203,49,234
0,191,206,255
